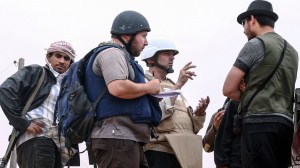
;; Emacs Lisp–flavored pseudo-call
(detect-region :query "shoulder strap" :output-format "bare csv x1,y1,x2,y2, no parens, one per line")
89,43,134,110
242,39,287,113
92,43,133,81
91,87,107,111
88,44,121,110
0,67,46,167
21,67,46,116
119,46,134,81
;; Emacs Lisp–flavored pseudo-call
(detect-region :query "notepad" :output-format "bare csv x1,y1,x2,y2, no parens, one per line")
152,90,181,98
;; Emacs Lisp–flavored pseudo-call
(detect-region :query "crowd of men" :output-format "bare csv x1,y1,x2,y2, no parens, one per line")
0,0,298,168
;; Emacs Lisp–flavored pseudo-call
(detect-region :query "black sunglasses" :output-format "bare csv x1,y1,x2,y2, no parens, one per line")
241,18,249,26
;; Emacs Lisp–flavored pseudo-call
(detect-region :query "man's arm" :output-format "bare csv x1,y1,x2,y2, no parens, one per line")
202,109,225,152
0,66,42,132
223,66,245,101
107,78,160,99
202,112,218,152
224,39,264,101
169,62,196,105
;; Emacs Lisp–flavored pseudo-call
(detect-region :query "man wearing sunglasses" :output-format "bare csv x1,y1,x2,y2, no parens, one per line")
223,0,298,167
0,41,78,168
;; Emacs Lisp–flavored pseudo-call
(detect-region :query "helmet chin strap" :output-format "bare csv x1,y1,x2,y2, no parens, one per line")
154,62,174,74
116,34,136,56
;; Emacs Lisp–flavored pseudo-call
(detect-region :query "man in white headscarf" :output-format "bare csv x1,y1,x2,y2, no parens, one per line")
0,41,77,168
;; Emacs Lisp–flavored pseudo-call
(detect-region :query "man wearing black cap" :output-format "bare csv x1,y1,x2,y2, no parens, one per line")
223,0,298,167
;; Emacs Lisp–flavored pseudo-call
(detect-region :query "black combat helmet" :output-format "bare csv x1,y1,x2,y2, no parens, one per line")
111,10,151,35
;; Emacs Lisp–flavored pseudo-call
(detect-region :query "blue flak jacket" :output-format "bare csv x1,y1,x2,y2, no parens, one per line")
84,46,162,126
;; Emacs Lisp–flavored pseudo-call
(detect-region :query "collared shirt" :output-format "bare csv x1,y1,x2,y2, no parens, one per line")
144,70,206,154
26,68,62,126
17,67,74,165
144,70,205,131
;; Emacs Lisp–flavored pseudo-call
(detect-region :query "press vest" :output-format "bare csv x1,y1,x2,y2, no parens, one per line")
84,46,161,125
241,32,298,118
156,78,194,134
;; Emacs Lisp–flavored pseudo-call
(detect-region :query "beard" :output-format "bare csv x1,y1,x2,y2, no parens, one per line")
129,39,143,57
244,27,256,41
130,48,141,57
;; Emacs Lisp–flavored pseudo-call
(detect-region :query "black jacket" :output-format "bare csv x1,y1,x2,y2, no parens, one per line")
214,100,241,168
0,64,81,166
0,64,56,133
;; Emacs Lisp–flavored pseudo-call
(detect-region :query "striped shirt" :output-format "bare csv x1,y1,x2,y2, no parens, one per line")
17,67,75,165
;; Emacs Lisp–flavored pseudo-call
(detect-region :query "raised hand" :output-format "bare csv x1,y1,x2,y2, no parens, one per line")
194,96,210,116
175,62,196,89
213,110,225,131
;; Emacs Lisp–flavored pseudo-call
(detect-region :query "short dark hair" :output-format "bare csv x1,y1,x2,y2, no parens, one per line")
255,15,275,28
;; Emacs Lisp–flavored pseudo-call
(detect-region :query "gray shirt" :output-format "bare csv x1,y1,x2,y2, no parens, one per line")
91,47,150,143
234,38,264,74
92,47,135,84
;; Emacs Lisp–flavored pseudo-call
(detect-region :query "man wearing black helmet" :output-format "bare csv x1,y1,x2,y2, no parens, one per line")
223,0,298,167
89,11,161,168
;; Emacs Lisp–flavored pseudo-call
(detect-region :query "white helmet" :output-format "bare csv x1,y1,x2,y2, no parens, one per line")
141,37,179,61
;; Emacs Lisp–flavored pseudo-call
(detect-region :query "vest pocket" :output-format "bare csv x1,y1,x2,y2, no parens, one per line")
156,108,175,132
